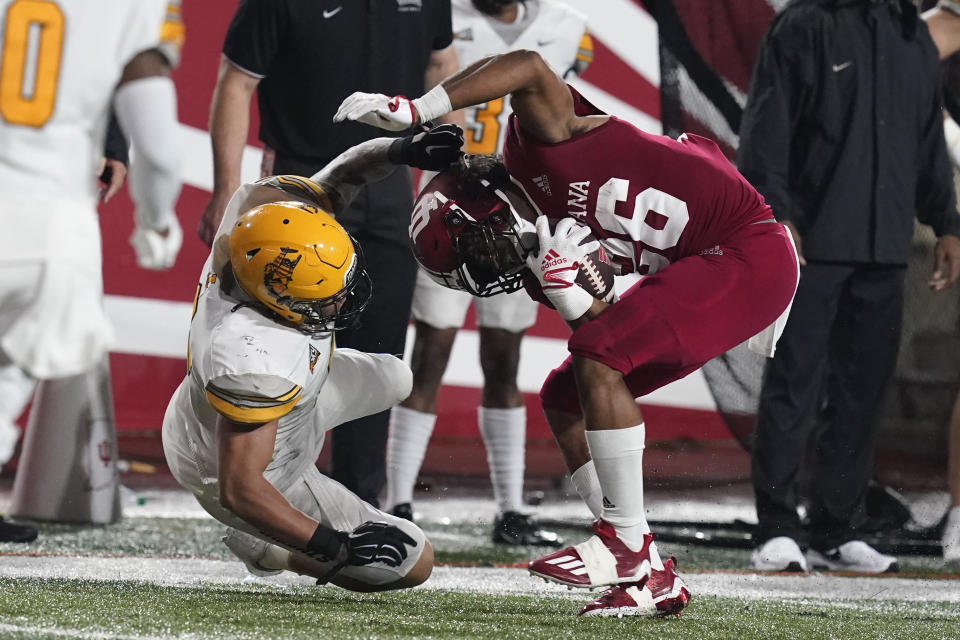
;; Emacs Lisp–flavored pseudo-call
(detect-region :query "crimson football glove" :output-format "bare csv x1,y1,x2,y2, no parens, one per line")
388,124,464,170
525,216,600,321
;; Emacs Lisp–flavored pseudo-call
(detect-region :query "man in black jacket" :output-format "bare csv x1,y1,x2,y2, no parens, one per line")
739,0,960,573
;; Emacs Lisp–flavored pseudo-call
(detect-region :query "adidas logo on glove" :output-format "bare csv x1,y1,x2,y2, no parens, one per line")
540,249,571,270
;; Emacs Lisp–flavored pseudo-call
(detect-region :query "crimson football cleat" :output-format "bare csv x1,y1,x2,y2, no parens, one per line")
528,520,652,588
647,557,691,617
578,557,691,618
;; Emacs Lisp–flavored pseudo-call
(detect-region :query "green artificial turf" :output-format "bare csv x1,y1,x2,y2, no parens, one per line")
4,517,958,576
0,577,957,640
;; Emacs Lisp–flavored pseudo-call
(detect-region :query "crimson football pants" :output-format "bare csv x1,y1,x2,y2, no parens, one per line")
540,221,798,415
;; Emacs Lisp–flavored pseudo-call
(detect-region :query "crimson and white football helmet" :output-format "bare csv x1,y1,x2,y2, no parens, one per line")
408,158,535,296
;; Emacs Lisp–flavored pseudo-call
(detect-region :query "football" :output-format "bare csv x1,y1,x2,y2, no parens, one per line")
523,218,617,305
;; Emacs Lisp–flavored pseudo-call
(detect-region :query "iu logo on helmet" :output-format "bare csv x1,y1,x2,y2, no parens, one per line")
409,194,439,244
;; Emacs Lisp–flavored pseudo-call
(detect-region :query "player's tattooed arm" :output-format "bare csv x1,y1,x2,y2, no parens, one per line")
312,126,464,214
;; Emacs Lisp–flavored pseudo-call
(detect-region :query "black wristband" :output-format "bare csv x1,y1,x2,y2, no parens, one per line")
387,136,410,165
103,109,129,167
305,524,347,562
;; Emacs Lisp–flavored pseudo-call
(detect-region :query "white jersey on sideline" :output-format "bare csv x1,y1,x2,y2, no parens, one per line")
451,0,592,155
0,0,184,377
0,0,184,209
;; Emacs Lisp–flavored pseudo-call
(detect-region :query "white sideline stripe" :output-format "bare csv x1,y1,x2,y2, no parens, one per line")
564,0,660,86
3,556,960,604
569,79,662,134
103,295,717,410
179,125,262,192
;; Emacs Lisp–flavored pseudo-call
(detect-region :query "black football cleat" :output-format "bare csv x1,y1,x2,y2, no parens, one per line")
492,511,562,547
0,516,38,543
391,503,414,522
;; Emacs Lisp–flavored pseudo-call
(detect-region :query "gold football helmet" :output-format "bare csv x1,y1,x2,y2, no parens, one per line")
228,201,371,335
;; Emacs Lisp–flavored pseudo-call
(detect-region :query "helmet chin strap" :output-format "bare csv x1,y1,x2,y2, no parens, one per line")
486,181,536,256
514,216,538,254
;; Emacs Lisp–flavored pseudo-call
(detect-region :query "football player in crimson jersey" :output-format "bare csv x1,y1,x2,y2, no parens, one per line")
336,50,799,615
384,0,592,548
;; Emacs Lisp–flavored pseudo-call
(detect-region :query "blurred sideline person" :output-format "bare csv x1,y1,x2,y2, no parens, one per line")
195,0,459,508
385,0,591,546
0,0,184,538
939,114,960,567
336,49,800,616
739,0,960,575
162,126,463,590
925,1,960,568
925,0,960,58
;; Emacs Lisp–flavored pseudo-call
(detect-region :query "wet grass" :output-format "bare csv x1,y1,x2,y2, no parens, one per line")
0,577,958,640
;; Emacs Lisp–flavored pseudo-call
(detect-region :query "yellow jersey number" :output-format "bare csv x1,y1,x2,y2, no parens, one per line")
0,0,64,127
466,98,505,156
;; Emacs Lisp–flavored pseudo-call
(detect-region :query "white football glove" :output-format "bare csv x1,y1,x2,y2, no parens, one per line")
130,214,183,270
525,216,600,321
334,92,418,131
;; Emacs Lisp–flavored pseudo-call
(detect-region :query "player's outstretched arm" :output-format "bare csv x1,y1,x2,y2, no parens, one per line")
311,125,464,214
114,50,183,269
334,51,577,144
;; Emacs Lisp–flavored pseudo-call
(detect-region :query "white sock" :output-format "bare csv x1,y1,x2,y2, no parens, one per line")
585,424,663,569
570,460,602,519
261,544,293,570
385,406,436,509
478,406,526,513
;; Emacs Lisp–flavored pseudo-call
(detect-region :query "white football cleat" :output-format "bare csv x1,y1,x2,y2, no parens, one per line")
941,506,960,566
751,536,808,572
807,540,898,573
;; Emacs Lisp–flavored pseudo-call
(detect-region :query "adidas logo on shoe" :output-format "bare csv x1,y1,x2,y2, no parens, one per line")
528,520,652,588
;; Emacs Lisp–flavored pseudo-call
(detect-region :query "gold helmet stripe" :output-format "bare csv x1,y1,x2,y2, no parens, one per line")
256,175,334,211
